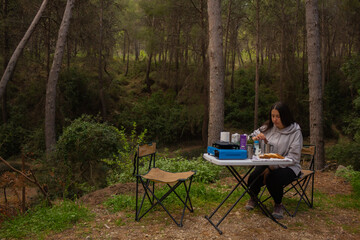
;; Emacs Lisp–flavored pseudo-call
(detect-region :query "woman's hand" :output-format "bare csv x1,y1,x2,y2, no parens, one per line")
252,133,268,143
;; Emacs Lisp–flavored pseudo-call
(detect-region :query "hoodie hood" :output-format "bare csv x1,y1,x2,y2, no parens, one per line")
275,122,301,135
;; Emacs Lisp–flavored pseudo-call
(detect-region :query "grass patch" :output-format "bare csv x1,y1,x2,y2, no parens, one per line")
335,166,360,209
0,201,93,239
103,181,248,216
329,194,360,209
103,194,135,212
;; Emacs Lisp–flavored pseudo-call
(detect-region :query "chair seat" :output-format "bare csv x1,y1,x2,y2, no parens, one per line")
298,169,314,180
142,168,195,184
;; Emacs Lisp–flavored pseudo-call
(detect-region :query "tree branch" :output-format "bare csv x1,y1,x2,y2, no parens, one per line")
0,156,52,206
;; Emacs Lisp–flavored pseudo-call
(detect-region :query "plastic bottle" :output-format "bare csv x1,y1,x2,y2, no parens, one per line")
240,134,247,150
254,140,261,156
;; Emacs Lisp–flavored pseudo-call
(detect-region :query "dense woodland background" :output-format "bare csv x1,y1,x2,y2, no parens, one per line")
1,0,360,197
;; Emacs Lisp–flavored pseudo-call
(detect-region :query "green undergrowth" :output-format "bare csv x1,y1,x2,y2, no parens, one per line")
0,201,93,239
335,166,360,197
103,181,247,215
2,167,360,239
109,155,225,184
103,169,360,220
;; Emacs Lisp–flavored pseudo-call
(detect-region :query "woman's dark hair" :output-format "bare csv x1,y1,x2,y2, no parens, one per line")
261,102,295,132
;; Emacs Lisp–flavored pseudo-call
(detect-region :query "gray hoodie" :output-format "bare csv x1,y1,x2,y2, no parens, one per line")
251,123,303,176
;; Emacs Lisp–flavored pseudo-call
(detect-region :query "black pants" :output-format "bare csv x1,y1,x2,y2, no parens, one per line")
247,166,297,204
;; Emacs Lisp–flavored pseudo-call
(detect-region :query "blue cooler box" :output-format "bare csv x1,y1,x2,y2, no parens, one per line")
207,146,247,160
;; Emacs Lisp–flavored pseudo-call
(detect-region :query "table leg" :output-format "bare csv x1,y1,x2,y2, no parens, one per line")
205,166,287,234
204,166,254,234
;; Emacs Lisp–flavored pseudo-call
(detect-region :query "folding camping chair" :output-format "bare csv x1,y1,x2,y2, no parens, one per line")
133,142,196,227
259,145,316,217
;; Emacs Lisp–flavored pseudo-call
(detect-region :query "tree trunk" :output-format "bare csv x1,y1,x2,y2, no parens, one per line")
46,10,51,77
302,27,306,90
207,0,225,146
224,0,232,74
230,47,236,94
321,0,326,96
2,0,10,123
200,0,209,147
237,47,244,66
125,31,130,76
246,40,253,63
175,20,180,94
280,25,285,101
0,0,49,99
45,0,75,153
134,39,139,61
98,0,106,120
230,24,239,94
145,52,153,93
254,0,260,130
305,0,325,170
123,32,126,62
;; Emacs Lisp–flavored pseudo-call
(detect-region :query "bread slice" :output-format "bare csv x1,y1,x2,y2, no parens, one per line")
259,153,285,159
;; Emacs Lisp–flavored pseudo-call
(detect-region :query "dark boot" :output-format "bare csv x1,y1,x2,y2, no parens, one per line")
272,203,284,219
245,198,257,211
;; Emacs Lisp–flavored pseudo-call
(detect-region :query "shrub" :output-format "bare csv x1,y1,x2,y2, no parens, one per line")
107,153,222,184
50,115,123,198
340,55,360,141
155,156,223,183
103,122,148,185
326,141,360,171
335,165,360,197
21,126,46,159
0,121,26,158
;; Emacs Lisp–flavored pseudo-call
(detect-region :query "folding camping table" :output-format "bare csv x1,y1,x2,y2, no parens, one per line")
203,153,294,234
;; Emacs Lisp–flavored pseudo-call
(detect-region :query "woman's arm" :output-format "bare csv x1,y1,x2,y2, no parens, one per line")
285,130,303,164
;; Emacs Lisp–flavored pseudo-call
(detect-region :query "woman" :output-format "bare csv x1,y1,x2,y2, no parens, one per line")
245,102,303,219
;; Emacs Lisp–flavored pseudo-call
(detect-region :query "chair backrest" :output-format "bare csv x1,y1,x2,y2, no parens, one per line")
301,145,316,171
133,142,156,176
138,142,156,157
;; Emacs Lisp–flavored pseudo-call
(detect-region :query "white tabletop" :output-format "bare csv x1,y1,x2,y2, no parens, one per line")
203,153,294,166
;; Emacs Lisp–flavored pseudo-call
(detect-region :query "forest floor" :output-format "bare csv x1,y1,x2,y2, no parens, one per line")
40,170,360,240
1,140,359,239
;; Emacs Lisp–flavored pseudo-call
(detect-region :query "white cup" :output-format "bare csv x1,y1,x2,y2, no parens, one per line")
220,132,230,142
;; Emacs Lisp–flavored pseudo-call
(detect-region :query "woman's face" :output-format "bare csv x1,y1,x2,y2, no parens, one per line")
271,109,285,129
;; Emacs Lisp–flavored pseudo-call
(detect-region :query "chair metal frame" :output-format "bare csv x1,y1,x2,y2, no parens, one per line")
133,142,195,227
259,144,316,217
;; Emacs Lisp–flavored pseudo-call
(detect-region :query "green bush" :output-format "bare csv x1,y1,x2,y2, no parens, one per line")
21,126,46,159
108,153,222,184
326,141,360,171
335,166,360,198
50,115,123,198
340,55,360,141
103,122,148,185
155,156,222,183
0,121,26,158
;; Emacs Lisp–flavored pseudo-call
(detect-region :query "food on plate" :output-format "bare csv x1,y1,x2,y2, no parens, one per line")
259,153,285,159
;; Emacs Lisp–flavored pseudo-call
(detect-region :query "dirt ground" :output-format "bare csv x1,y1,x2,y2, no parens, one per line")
38,170,360,240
